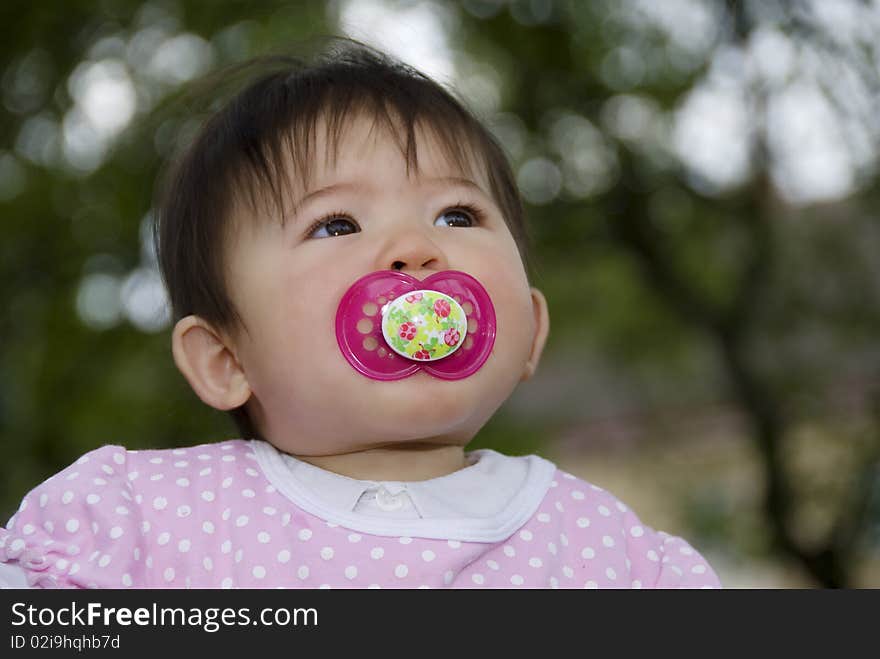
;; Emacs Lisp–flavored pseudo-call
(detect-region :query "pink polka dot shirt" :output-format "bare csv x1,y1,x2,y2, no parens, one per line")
0,440,721,589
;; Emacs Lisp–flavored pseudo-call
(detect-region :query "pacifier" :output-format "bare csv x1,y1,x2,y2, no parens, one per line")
335,270,496,381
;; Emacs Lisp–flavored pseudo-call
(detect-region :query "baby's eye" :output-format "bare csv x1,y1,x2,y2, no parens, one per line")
307,215,360,239
434,207,478,228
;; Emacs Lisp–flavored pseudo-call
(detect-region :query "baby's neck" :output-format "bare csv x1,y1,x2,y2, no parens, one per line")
294,443,467,482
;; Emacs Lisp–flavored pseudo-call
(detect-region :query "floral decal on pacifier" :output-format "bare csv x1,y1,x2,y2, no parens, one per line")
335,270,496,381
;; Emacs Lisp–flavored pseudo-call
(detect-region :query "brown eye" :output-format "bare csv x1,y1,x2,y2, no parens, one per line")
434,208,475,228
309,216,360,238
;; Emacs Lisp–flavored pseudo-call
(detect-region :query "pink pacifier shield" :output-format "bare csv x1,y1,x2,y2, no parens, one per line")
336,270,496,381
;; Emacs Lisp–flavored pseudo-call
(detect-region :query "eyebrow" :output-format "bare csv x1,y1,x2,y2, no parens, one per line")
287,176,487,221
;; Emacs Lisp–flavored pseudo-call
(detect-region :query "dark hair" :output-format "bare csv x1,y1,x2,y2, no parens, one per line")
154,38,531,440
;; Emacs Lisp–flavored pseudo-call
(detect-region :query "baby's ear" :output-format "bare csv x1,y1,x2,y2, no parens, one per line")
171,315,251,410
521,287,550,382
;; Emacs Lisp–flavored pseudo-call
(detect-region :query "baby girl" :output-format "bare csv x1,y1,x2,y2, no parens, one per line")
0,42,720,589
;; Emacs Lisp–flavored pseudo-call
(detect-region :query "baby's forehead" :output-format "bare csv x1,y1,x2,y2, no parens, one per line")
292,112,491,197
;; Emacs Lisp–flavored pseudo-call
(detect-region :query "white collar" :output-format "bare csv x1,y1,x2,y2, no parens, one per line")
250,440,557,543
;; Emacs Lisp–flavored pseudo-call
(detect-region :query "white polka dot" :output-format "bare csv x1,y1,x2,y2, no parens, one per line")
93,478,107,485
222,477,233,488
109,526,123,539
581,546,596,559
671,565,684,576
164,568,175,582
598,505,610,516
562,566,574,578
395,564,409,578
503,545,516,557
282,514,291,526
221,578,233,589
199,468,212,476
140,521,150,533
62,490,74,504
178,539,191,553
149,457,163,464
39,494,48,508
246,468,259,477
555,501,564,512
252,566,266,579
242,489,255,498
549,577,559,588
198,453,211,460
203,557,213,571
447,540,461,549
630,526,644,537
65,519,79,533
647,550,659,562
56,559,69,571
422,550,436,562
176,505,191,518
44,521,54,533
680,546,694,556
145,556,153,568
584,580,598,589
617,501,628,512
345,566,358,580
602,535,615,547
222,455,235,463
127,472,139,481
519,529,533,541
510,575,524,585
487,560,500,570
576,517,590,528
529,557,543,568
234,549,243,563
691,564,707,574
176,478,190,487
399,536,413,545
174,460,188,468
263,507,277,516
122,573,132,586
370,547,384,559
277,550,291,564
98,554,111,568
472,573,485,585
235,515,249,527
537,513,550,523
348,533,362,543
22,524,35,536
157,532,170,545
559,533,569,547
149,474,163,482
91,522,99,535
571,490,585,500
606,567,617,580
547,542,558,555
101,465,114,475
297,565,309,580
443,571,455,585
563,473,575,480
202,521,214,534
152,497,167,511
631,580,642,588
320,547,334,560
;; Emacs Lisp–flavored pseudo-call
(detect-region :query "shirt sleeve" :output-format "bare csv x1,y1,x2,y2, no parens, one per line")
620,507,722,589
0,445,144,589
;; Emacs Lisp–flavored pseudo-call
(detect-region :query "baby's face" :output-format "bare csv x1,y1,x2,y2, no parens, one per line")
223,114,545,456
